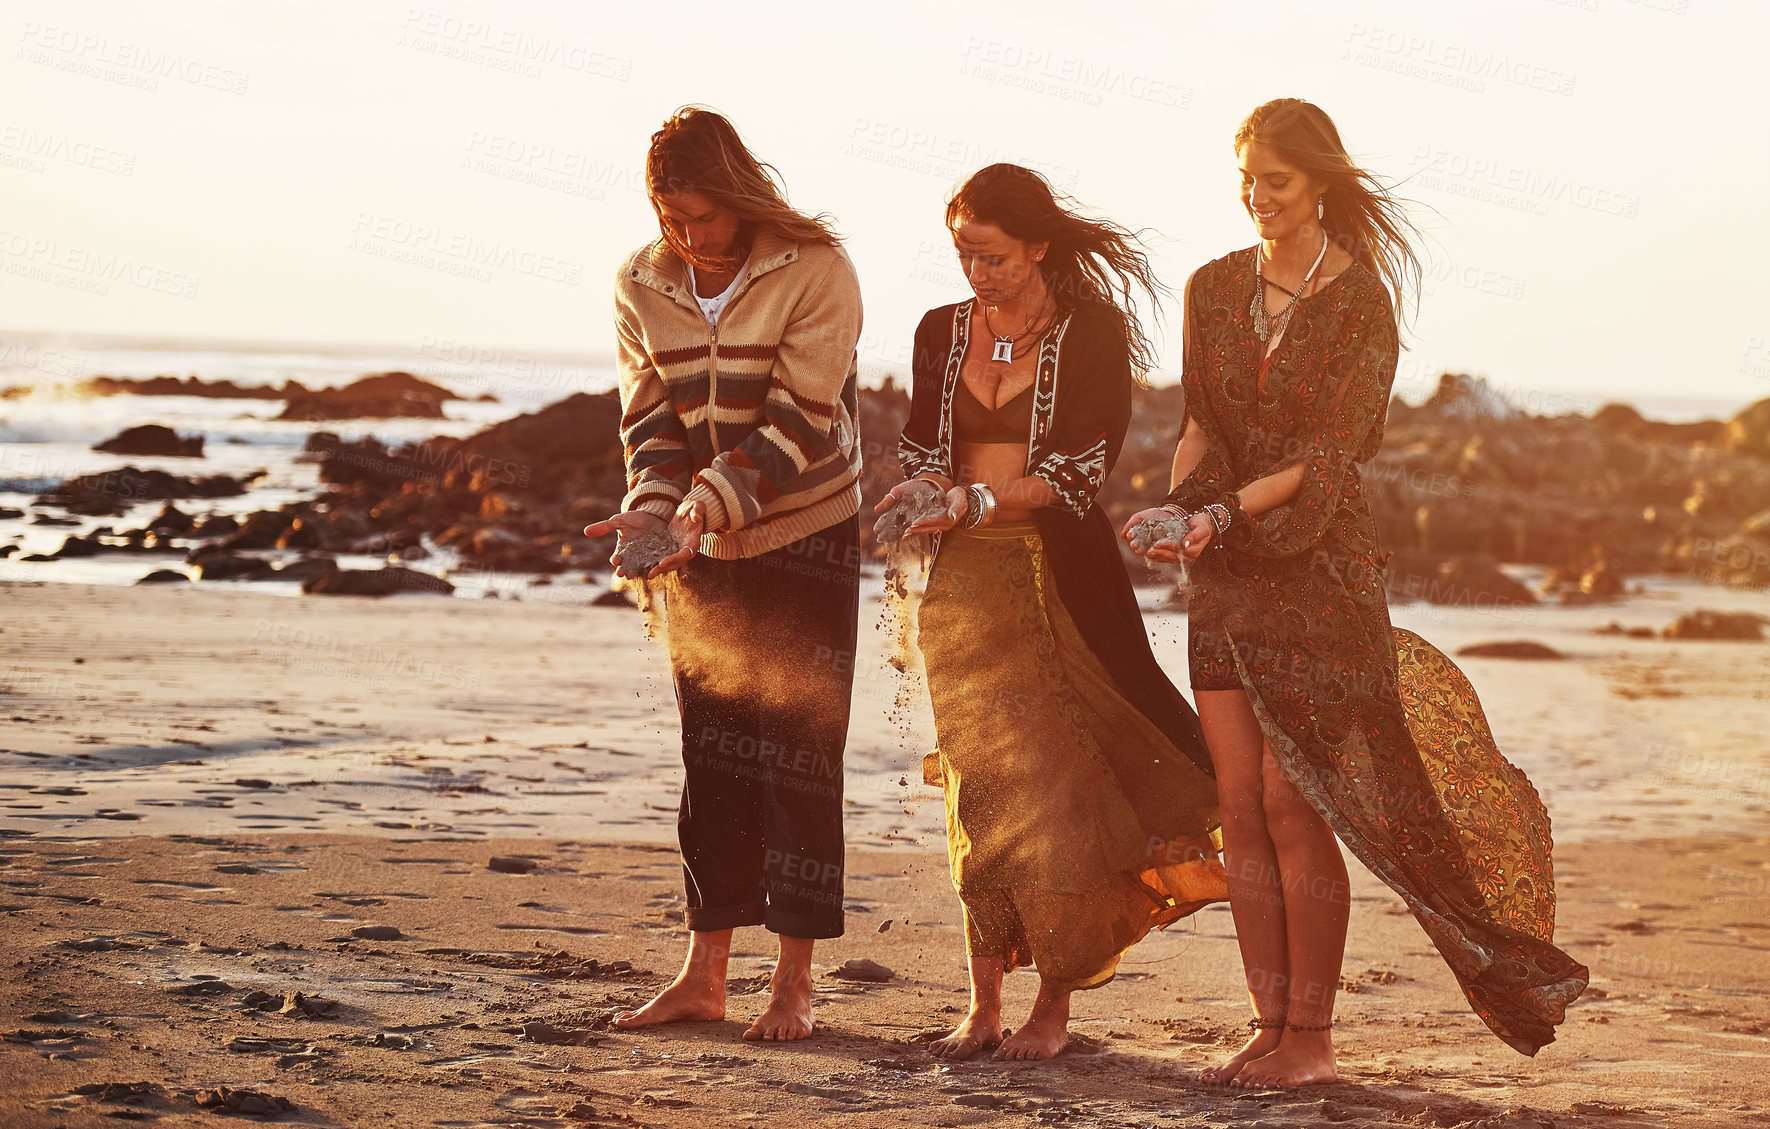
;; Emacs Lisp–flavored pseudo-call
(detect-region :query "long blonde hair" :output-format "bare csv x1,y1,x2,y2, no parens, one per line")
645,106,839,268
1237,99,1423,327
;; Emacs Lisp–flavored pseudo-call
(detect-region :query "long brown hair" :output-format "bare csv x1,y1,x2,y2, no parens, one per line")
947,164,1167,383
1235,99,1423,328
645,106,840,268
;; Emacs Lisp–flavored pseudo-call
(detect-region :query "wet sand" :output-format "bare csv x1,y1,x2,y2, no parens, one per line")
3,577,1769,1127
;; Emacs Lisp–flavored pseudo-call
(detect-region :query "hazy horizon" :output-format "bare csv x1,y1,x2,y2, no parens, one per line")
4,0,1767,418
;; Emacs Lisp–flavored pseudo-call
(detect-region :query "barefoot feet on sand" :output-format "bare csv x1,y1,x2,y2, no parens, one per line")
928,1009,1005,1060
1230,1035,1338,1088
611,976,726,1029
994,992,1070,1061
1199,1025,1284,1084
744,976,815,1041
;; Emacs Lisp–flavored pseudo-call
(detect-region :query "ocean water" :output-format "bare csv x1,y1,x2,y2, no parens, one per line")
0,335,617,594
1,334,1759,593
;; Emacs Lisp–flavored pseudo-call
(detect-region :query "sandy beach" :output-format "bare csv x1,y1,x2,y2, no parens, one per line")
3,575,1769,1128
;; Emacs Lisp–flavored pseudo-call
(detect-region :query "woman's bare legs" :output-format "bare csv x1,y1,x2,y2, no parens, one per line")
929,954,1006,1060
1196,689,1289,1082
1196,687,1349,1086
1234,736,1348,1085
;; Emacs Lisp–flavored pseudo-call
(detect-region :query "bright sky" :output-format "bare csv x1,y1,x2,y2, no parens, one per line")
3,0,1766,412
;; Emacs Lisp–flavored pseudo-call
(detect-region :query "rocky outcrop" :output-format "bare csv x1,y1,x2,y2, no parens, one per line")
301,567,454,597
82,375,301,399
93,424,204,458
34,466,261,516
277,372,457,421
1660,610,1764,641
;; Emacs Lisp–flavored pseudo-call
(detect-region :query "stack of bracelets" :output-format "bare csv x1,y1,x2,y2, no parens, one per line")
961,483,999,529
1160,499,1234,543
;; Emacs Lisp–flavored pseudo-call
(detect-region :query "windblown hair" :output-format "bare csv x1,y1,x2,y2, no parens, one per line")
645,106,840,268
947,164,1167,383
1236,98,1423,328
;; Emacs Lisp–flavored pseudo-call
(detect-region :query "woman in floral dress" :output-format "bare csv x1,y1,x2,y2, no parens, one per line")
1125,99,1588,1087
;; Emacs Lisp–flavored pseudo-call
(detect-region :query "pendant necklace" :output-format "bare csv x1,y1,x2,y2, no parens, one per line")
982,298,1053,371
1251,232,1329,343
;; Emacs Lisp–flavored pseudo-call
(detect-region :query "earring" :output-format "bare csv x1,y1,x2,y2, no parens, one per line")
1317,197,1325,220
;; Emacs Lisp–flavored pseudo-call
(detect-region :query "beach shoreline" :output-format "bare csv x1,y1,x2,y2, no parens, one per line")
2,569,1767,1127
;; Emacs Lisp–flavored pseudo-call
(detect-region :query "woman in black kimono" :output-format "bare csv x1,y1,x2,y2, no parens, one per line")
1124,98,1587,1087
875,164,1226,1061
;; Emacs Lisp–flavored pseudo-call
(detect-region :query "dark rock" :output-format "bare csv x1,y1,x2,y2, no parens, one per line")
1456,641,1564,660
278,372,456,421
301,567,454,597
350,925,403,941
272,556,339,583
1661,611,1765,641
188,513,239,539
82,374,296,400
488,856,538,874
35,466,258,513
136,569,189,584
93,423,203,458
1385,551,1537,608
50,535,102,558
188,550,276,581
218,510,294,551
828,958,894,983
147,501,196,535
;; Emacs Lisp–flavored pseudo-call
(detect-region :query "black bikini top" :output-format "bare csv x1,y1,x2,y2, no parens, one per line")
953,381,1033,443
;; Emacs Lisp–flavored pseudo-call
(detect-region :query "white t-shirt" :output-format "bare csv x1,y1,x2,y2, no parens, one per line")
687,258,749,327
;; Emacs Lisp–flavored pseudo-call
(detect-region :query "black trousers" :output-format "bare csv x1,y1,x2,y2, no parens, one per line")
663,511,860,938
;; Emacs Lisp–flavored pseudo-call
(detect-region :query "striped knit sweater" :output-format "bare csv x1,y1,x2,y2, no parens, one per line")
613,230,863,559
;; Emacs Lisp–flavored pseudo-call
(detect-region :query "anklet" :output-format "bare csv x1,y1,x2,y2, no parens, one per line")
1247,1016,1286,1031
1286,1020,1332,1031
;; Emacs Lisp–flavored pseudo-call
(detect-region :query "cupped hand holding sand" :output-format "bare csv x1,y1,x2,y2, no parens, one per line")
584,502,705,579
1122,507,1213,563
873,479,961,544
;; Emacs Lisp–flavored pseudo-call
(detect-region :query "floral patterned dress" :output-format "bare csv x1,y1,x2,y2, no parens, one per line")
1164,247,1589,1055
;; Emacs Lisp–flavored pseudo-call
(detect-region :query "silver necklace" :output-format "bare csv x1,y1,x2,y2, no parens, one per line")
1251,233,1329,342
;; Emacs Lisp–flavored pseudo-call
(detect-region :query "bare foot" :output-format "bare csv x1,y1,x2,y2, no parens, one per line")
928,1009,1005,1060
994,990,1070,1061
743,977,815,1041
1199,1026,1283,1085
1230,1035,1338,1088
612,977,726,1029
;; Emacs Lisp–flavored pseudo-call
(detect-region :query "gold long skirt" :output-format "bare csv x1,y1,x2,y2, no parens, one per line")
917,522,1227,993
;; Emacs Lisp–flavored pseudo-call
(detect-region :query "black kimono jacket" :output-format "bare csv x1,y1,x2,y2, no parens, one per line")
897,297,1214,777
